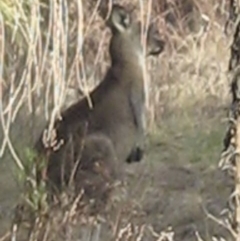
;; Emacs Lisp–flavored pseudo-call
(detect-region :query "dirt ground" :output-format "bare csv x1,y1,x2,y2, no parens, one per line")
124,159,232,241
123,104,233,241
0,103,234,241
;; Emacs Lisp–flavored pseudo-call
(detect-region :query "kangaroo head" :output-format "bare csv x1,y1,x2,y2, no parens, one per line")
106,4,165,67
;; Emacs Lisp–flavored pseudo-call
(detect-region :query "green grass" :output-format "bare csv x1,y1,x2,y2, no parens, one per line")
148,106,225,166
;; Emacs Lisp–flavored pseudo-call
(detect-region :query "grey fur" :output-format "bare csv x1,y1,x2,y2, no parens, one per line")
35,4,165,195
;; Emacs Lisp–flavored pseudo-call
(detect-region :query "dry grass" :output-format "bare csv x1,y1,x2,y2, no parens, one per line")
0,0,231,153
0,0,234,240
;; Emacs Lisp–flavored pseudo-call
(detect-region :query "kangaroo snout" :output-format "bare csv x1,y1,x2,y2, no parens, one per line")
148,38,165,56
146,23,165,56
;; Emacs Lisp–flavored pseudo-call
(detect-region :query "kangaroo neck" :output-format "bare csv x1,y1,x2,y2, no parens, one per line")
111,59,144,79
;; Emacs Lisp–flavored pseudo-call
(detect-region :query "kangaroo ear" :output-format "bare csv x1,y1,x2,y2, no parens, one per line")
106,4,131,32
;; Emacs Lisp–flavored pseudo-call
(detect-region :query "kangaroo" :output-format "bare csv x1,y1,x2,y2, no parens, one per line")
35,4,165,194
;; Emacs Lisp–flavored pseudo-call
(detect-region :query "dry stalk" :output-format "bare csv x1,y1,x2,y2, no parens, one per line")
235,115,240,239
220,0,240,240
